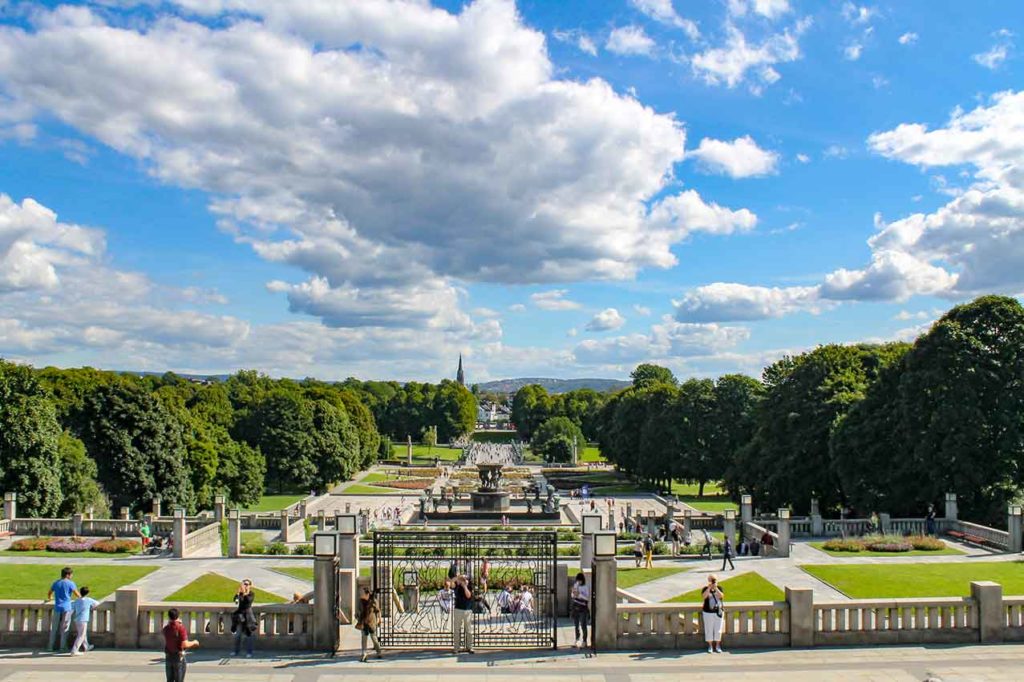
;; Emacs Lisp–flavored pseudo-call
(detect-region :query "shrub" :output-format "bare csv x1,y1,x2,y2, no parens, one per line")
557,544,581,556
864,540,912,552
47,537,97,552
908,535,946,551
10,537,51,551
822,538,865,552
556,528,580,542
266,542,289,555
242,537,267,554
292,544,314,555
92,539,141,554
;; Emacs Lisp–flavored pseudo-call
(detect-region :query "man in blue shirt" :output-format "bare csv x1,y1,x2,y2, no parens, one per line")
46,566,79,652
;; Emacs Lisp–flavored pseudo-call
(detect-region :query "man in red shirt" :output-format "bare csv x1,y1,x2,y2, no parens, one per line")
162,608,199,682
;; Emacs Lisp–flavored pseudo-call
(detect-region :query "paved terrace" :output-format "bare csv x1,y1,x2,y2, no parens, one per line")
1,643,1023,681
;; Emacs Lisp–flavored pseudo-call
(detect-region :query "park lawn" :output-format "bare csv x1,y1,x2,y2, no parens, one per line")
391,445,461,461
802,562,1024,598
809,542,965,558
671,481,727,496
358,472,389,484
165,573,287,604
579,446,605,463
679,496,737,512
617,567,686,589
666,572,784,603
273,566,370,583
0,549,141,558
241,531,265,545
0,564,158,600
342,484,402,495
242,494,305,512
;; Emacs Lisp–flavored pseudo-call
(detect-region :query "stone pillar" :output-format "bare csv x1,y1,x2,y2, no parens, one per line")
971,581,1004,643
3,492,15,520
944,492,958,521
723,509,736,545
299,499,308,518
665,499,675,523
119,507,130,520
317,509,326,531
580,534,594,571
592,555,617,651
1008,506,1023,554
172,509,186,559
85,507,94,521
152,496,162,518
213,495,225,522
278,509,290,540
114,588,141,649
358,510,368,535
338,533,360,626
607,509,615,531
786,587,814,647
407,435,413,466
740,494,753,526
879,512,891,535
313,555,339,650
683,509,692,537
556,563,569,617
227,511,241,558
625,502,633,519
810,498,823,537
646,512,656,536
776,509,791,558
72,513,83,537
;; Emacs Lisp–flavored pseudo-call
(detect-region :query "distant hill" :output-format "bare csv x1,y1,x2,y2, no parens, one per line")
474,377,630,394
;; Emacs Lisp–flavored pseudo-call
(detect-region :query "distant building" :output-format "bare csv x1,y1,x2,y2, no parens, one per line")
456,354,465,386
476,400,513,429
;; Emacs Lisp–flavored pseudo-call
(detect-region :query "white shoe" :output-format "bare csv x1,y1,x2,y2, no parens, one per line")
70,652,81,657
715,646,724,653
707,646,713,653
573,639,580,648
86,645,94,651
245,653,253,658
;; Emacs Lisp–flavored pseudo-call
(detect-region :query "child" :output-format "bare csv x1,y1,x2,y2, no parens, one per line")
69,586,98,655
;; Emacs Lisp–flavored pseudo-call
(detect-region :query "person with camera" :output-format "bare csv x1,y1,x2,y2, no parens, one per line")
570,573,590,649
701,574,725,654
355,586,383,662
452,573,475,654
231,579,257,658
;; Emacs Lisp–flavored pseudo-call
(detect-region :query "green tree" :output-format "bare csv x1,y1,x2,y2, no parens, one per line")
56,432,110,517
532,416,585,462
0,360,64,516
432,380,476,442
309,399,360,490
673,379,716,496
213,434,265,508
79,381,195,513
544,434,575,464
511,384,552,440
422,425,437,452
712,374,765,497
630,364,677,389
553,388,606,441
239,389,317,493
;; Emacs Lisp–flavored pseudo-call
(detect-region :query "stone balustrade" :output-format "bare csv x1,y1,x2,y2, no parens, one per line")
1003,597,1024,641
0,599,116,648
815,597,977,645
949,520,1010,550
182,521,222,556
616,601,789,649
0,518,10,534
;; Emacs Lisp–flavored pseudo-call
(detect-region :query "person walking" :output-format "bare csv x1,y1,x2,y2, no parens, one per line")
632,537,643,567
355,586,383,662
162,608,199,682
570,573,590,649
643,534,655,569
452,574,474,654
701,575,725,654
721,537,736,571
46,566,79,652
69,586,98,655
231,579,257,658
926,505,937,536
702,529,714,561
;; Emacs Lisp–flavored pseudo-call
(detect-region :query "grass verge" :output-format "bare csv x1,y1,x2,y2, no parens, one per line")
666,572,784,603
0,564,157,600
164,573,286,603
802,561,1024,598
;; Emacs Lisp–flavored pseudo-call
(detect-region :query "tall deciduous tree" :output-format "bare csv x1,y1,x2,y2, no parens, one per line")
630,364,677,389
532,416,585,462
511,384,552,441
0,360,64,516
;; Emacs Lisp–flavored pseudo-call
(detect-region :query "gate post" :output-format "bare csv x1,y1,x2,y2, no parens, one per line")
1007,505,1022,554
337,515,359,626
592,531,617,651
227,509,241,558
580,514,601,571
313,532,341,651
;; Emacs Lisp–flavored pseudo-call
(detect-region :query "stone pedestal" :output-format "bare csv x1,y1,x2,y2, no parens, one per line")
172,513,186,559
786,587,814,647
740,494,752,526
85,507,94,520
683,510,692,537
120,507,130,520
3,492,15,520
280,511,293,543
776,510,791,558
114,588,140,649
317,510,326,530
810,498,823,536
580,534,594,571
879,512,891,535
228,513,241,558
972,581,1004,643
556,563,569,616
338,534,360,626
152,496,162,518
592,556,617,651
945,492,958,521
73,513,83,536
723,510,736,545
213,496,225,522
470,491,510,511
313,556,339,650
1008,506,1022,554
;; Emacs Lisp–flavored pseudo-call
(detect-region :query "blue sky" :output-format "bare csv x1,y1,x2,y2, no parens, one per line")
0,0,1021,382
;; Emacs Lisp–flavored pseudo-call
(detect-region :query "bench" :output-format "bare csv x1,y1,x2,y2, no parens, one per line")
946,529,996,549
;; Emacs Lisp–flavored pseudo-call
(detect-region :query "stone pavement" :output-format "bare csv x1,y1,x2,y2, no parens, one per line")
2,643,1024,681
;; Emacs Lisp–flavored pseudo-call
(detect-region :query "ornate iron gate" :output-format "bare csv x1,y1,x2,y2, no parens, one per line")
372,530,557,649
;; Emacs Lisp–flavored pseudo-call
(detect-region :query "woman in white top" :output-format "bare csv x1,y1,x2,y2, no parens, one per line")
570,573,591,648
518,585,534,614
701,574,725,653
438,579,454,614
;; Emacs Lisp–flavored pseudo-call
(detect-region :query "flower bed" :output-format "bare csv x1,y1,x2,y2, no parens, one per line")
822,534,940,554
92,539,142,554
10,537,52,551
9,536,140,554
47,537,100,552
377,478,433,490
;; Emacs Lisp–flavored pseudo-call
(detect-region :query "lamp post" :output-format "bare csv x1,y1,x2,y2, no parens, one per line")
313,532,341,650
581,514,602,570
592,531,617,651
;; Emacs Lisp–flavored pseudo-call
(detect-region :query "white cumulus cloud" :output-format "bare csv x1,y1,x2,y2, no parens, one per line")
531,289,582,311
690,19,810,91
606,25,656,56
973,30,1013,70
629,0,699,39
689,135,779,177
585,308,626,332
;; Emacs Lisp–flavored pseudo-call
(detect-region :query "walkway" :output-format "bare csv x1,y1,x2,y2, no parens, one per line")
2,643,1023,680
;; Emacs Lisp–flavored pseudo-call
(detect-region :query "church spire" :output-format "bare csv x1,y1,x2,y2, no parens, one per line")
456,353,465,386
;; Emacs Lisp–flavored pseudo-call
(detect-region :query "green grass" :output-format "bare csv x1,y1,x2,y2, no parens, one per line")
241,531,265,545
0,564,158,600
241,494,306,512
617,567,686,589
579,446,605,463
0,549,141,558
272,566,371,583
390,444,462,461
342,484,403,495
164,573,287,604
358,472,389,484
809,542,964,557
666,572,784,603
802,562,1024,598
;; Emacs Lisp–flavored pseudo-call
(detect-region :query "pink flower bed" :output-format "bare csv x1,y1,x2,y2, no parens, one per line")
46,537,100,552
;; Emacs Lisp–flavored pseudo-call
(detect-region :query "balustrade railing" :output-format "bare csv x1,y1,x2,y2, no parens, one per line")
815,598,976,644
822,519,873,537
138,602,313,650
183,521,222,555
949,520,1009,550
616,601,789,649
1004,597,1024,642
0,600,116,648
0,518,10,534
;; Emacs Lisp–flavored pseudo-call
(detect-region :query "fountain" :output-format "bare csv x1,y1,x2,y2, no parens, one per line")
470,463,511,512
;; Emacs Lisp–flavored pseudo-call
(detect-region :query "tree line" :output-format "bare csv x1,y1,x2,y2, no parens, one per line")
515,296,1024,526
0,366,477,517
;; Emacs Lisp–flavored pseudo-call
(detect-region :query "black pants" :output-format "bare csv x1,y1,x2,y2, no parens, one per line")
722,554,735,570
573,607,590,643
165,652,186,682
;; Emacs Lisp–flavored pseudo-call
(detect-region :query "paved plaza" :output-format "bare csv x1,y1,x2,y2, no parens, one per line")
1,643,1023,681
